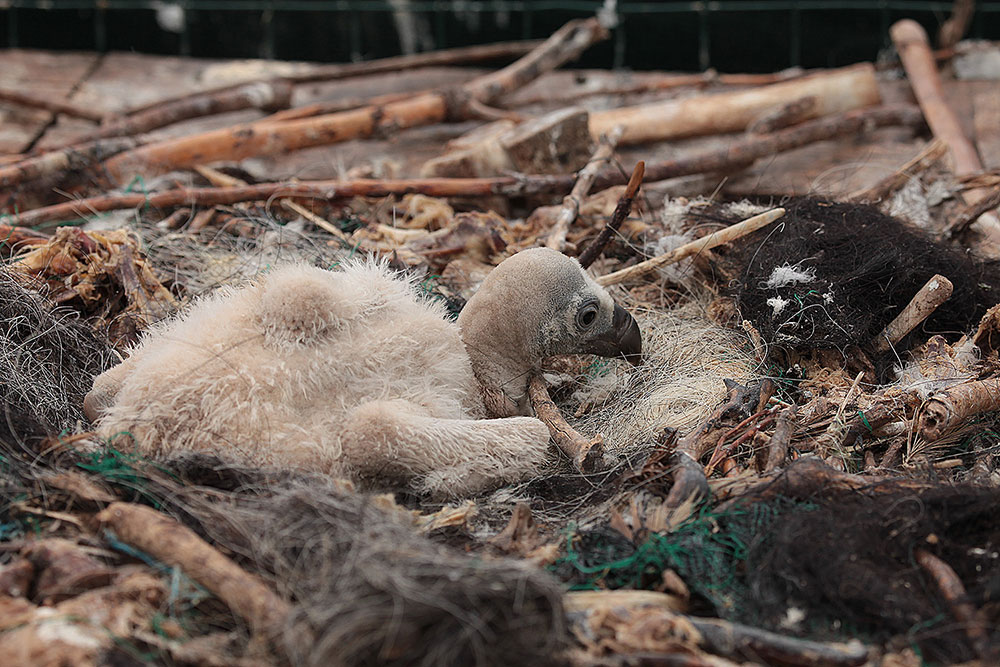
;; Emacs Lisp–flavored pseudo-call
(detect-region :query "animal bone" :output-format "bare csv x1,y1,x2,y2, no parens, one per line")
85,248,641,498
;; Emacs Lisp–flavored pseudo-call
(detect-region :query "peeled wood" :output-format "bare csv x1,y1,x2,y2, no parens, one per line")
589,63,881,145
96,502,292,636
528,375,604,473
597,208,785,286
872,274,953,354
102,19,608,183
918,377,1000,442
891,19,1000,246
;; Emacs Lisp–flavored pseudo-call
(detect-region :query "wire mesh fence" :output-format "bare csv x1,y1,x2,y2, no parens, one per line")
2,1,1000,71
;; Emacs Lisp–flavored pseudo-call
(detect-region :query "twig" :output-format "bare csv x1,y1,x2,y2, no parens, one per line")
576,160,644,269
946,186,1000,238
96,502,294,637
915,548,993,661
0,87,106,122
123,39,544,116
872,274,953,354
704,407,774,476
528,375,604,473
102,19,608,182
59,81,294,148
687,616,869,666
918,377,1000,442
596,208,785,286
938,0,976,50
545,125,623,252
765,405,798,472
891,19,1000,248
849,138,948,203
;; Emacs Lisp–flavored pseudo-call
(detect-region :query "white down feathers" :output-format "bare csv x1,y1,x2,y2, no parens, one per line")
91,259,550,497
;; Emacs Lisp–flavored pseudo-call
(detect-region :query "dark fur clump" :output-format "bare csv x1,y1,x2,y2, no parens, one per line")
738,477,1000,663
722,198,1000,356
0,268,113,445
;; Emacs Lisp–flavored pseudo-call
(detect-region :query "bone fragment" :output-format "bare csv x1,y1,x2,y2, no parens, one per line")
528,375,604,472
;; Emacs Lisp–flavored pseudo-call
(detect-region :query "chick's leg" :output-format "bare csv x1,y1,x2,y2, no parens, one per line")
341,400,551,498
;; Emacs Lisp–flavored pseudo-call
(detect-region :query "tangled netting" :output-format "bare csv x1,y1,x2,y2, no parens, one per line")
555,459,1000,663
0,268,113,442
723,198,1000,356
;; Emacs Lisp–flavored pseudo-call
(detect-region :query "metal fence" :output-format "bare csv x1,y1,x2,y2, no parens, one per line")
2,1,999,71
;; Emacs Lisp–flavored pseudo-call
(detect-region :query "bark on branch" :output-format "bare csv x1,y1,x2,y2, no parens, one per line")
528,375,604,473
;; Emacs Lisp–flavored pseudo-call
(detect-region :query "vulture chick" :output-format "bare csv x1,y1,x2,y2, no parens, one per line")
85,248,641,497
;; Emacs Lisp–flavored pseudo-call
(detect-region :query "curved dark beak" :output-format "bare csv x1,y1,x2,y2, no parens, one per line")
584,304,643,365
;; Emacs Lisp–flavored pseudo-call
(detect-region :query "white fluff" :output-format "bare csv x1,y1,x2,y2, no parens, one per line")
766,296,789,316
765,263,816,289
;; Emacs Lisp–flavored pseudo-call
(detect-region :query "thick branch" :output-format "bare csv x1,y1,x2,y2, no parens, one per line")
918,377,1000,442
872,274,953,354
0,137,140,189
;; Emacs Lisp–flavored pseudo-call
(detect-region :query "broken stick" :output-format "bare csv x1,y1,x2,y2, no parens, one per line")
528,374,604,473
576,159,644,269
915,548,993,661
0,87,105,123
545,125,623,252
596,208,785,286
891,19,1000,249
0,137,140,190
849,138,948,203
872,274,953,354
96,502,292,637
918,377,1000,442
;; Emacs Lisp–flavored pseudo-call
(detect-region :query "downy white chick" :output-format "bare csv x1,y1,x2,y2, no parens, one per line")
84,247,641,497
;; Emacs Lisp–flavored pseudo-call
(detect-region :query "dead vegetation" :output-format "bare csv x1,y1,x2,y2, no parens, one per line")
2,9,1000,667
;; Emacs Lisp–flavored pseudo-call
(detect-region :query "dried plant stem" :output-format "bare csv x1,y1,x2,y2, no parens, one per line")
97,502,293,636
765,405,798,472
528,375,604,473
918,377,1000,442
872,274,953,354
891,19,1000,247
545,125,623,252
947,186,1000,238
849,138,948,203
687,616,870,666
597,208,785,286
915,548,993,661
0,87,105,122
576,160,644,269
102,19,608,182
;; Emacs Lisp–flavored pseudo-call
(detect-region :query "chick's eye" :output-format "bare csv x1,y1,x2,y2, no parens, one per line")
577,304,599,328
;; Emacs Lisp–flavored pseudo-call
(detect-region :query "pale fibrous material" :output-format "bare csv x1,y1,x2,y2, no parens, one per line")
87,248,640,498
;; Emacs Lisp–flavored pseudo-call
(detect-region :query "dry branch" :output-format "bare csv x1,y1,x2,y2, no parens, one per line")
576,160,644,269
765,405,798,472
6,177,535,227
687,616,869,666
528,375,604,472
102,19,608,182
918,378,1000,442
915,548,992,661
589,64,880,145
544,125,622,252
938,0,976,50
596,208,785,286
0,87,105,123
947,185,1000,238
96,502,293,636
849,138,948,203
872,274,954,354
0,137,140,190
891,19,1000,247
64,80,294,147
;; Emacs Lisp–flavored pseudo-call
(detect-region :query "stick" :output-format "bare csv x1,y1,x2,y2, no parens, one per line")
938,0,976,51
891,19,1000,246
6,177,528,227
596,208,785,286
59,80,294,147
592,105,923,192
0,137,140,190
576,159,643,269
0,224,50,248
918,377,1000,442
96,502,292,636
872,275,953,354
0,87,106,123
102,19,608,182
589,64,881,145
528,375,604,473
946,186,1000,238
848,138,948,203
544,125,622,252
915,548,993,661
765,405,798,472
687,616,869,666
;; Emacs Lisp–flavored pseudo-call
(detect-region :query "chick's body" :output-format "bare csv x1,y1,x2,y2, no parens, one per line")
94,261,547,496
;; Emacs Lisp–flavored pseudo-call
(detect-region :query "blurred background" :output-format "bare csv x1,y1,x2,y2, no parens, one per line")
3,0,1000,72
